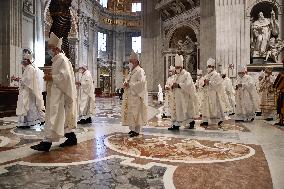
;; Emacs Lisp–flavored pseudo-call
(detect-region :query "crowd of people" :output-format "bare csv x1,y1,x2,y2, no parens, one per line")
11,32,282,152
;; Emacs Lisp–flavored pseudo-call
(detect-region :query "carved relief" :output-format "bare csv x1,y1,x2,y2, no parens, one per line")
23,0,34,15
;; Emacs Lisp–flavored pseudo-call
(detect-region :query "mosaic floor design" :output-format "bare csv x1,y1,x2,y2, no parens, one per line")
0,157,167,189
105,133,254,163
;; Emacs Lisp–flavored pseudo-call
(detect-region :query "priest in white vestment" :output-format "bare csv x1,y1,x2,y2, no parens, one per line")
200,58,228,127
157,84,163,104
235,65,260,122
221,68,236,115
31,32,77,152
14,54,45,129
195,69,205,116
162,66,176,118
168,54,198,130
76,65,96,124
121,50,148,138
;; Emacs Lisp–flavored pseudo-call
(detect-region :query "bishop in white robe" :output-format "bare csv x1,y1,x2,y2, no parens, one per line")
76,65,96,124
15,54,45,129
235,66,260,122
121,50,148,137
31,32,77,152
168,54,198,130
200,58,228,127
162,66,176,118
221,68,236,115
195,69,205,116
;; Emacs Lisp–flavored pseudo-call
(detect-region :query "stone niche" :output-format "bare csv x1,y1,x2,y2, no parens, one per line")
249,0,283,65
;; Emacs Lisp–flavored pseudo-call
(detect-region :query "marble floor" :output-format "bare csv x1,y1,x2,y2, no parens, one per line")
0,97,284,189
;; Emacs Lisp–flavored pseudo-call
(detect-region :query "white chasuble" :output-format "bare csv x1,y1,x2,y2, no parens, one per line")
164,75,176,117
45,53,77,139
78,70,96,118
16,64,45,126
201,70,228,123
235,75,260,121
121,66,148,127
172,69,198,122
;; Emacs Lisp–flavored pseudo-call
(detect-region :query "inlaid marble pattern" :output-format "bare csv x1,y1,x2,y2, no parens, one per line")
0,158,166,189
105,134,254,163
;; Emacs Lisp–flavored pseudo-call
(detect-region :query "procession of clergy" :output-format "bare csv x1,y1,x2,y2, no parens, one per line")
13,32,281,152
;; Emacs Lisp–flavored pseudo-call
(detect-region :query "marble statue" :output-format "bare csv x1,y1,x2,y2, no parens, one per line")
251,11,281,60
251,12,271,57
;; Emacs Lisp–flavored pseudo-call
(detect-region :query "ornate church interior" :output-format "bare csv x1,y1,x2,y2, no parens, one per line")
0,0,284,188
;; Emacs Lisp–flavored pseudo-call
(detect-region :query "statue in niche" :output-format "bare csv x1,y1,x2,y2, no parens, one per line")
177,36,197,73
251,10,281,60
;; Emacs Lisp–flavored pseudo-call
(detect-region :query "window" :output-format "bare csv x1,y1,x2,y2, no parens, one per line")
132,36,141,53
98,32,107,52
132,3,141,12
100,0,107,8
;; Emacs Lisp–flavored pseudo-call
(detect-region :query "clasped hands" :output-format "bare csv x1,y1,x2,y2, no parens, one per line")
171,83,180,89
123,82,129,89
43,74,53,81
75,81,81,86
203,79,210,86
11,75,20,82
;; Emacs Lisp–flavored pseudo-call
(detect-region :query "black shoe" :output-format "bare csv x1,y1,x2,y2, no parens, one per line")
251,118,255,122
200,122,209,128
30,141,52,152
218,121,223,126
59,132,77,147
235,119,244,122
77,119,86,124
229,113,235,116
128,131,134,135
85,117,92,123
188,121,195,129
40,122,45,126
265,118,273,121
129,132,139,138
256,112,262,116
168,125,180,130
16,126,31,129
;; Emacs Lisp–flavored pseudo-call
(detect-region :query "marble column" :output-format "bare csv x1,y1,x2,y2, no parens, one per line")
215,0,248,78
113,32,125,90
200,0,216,72
141,0,162,92
0,0,22,86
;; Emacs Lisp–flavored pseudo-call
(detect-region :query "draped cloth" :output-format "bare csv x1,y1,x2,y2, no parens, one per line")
16,64,45,126
201,70,228,123
78,70,96,119
235,75,260,121
45,53,77,142
121,66,148,133
172,69,198,125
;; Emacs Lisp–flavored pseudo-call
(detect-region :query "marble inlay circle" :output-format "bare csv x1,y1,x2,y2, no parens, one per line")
105,134,255,163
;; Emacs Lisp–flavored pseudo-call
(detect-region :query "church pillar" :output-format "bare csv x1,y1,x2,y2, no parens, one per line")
113,32,125,90
141,0,162,92
215,0,248,78
0,0,22,86
200,0,216,71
